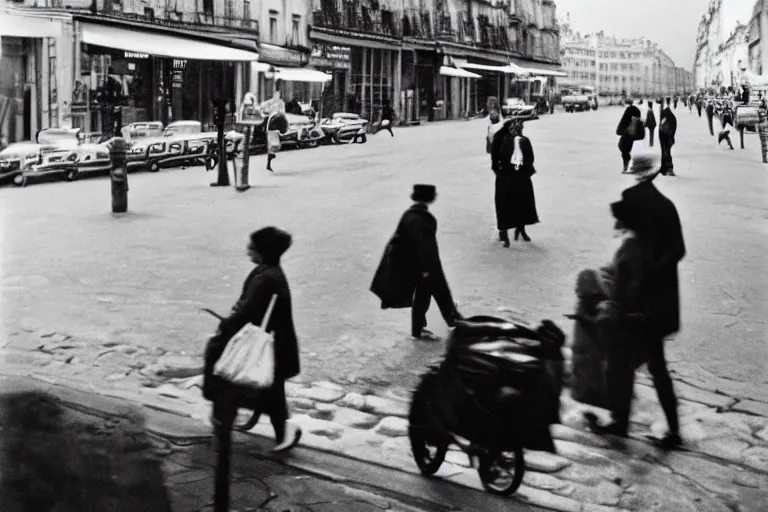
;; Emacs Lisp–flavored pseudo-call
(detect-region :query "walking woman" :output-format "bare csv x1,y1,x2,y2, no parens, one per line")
203,227,302,512
490,116,539,246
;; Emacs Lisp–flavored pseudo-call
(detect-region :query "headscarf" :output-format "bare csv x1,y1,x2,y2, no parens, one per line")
249,227,293,264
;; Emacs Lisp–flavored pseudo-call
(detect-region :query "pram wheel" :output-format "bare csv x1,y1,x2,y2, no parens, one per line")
409,427,448,476
408,373,448,475
478,446,525,495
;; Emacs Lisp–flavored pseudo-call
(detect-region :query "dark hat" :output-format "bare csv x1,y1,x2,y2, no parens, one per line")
411,184,437,203
249,226,293,263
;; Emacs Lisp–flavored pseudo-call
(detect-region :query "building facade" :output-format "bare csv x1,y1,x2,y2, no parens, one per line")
309,0,564,122
694,0,755,89
748,0,767,76
0,0,564,142
559,17,693,97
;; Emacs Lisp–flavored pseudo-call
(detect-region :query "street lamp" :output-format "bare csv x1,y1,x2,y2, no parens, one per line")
264,66,277,81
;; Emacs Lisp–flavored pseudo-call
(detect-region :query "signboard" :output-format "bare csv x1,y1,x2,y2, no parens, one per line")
125,51,149,59
310,44,351,70
172,70,184,89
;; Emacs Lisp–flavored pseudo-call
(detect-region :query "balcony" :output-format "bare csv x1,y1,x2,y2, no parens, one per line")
434,14,454,40
312,1,401,38
402,9,433,39
109,5,259,35
477,16,510,52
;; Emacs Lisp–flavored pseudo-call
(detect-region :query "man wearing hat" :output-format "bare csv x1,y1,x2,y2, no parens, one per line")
658,101,677,176
371,184,462,340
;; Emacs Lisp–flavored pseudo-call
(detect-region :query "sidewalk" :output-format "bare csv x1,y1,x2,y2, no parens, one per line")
2,343,768,512
0,374,545,512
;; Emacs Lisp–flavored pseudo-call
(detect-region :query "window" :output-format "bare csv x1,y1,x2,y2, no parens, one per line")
269,11,278,43
291,15,301,45
203,0,213,17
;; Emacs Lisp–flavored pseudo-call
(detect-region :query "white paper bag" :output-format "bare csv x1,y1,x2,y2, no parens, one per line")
214,294,277,389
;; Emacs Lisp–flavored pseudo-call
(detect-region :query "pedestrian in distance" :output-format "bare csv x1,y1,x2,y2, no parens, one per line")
370,185,463,341
659,102,677,176
645,100,657,148
587,159,684,451
203,227,302,512
673,95,679,109
490,116,539,245
379,99,396,137
616,98,643,173
718,129,735,150
705,98,715,136
720,101,734,131
696,95,703,117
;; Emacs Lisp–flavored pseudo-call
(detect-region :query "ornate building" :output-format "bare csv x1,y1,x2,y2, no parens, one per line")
694,0,754,89
559,16,693,97
748,0,767,76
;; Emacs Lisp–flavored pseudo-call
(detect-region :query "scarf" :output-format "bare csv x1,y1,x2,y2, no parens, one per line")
510,135,523,170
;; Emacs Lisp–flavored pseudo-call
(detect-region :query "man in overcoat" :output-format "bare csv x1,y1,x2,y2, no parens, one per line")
659,103,677,176
371,185,462,340
592,165,685,450
645,100,657,147
616,98,642,172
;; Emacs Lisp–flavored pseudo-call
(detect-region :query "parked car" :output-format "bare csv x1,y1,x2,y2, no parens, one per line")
562,89,591,112
320,113,369,144
126,134,214,172
0,142,56,186
280,113,326,149
121,121,164,141
501,98,538,119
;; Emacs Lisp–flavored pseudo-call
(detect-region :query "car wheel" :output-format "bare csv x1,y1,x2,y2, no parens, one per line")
332,133,341,145
359,134,367,144
65,169,78,182
148,160,160,173
13,175,27,187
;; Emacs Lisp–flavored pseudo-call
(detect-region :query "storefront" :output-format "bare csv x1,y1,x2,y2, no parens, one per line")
310,44,352,116
438,62,482,120
309,27,401,122
401,42,439,123
74,21,259,135
0,8,75,144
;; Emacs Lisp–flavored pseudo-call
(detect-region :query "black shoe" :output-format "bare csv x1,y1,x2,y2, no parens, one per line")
520,230,531,242
413,329,440,341
499,230,510,247
585,414,629,438
658,432,683,450
514,228,521,241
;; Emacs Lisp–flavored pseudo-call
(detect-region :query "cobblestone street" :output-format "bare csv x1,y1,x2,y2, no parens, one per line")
1,106,765,390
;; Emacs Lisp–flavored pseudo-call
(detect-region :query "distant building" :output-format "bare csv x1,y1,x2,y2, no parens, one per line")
694,0,755,89
558,15,693,97
747,0,767,75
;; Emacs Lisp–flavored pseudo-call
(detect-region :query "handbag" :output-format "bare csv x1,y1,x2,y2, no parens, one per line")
267,130,281,153
213,294,278,389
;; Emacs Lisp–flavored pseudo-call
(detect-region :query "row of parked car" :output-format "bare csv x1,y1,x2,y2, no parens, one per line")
0,112,370,188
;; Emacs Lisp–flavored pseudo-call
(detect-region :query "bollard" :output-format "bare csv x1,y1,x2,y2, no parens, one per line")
109,137,129,213
210,98,230,187
236,126,252,192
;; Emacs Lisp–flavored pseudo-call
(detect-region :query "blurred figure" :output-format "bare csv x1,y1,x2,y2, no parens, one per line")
718,129,734,150
659,101,677,176
645,100,657,147
616,98,642,172
486,108,504,154
706,98,715,136
379,99,395,137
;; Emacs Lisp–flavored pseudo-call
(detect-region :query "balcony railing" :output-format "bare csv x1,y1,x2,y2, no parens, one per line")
114,9,259,34
402,9,433,39
435,14,454,40
312,1,401,38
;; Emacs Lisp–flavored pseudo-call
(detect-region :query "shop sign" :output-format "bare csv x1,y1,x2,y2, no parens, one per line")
125,51,150,59
310,44,351,70
172,70,184,89
173,59,188,70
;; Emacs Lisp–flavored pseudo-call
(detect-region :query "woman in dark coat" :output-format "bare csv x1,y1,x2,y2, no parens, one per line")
490,117,539,246
616,99,641,172
203,226,301,512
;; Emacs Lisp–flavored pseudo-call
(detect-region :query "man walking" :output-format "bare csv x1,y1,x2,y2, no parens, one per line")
645,100,657,147
706,98,715,136
371,185,462,340
659,102,677,176
616,98,642,173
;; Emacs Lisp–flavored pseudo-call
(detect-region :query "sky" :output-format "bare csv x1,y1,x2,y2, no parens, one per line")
554,0,755,71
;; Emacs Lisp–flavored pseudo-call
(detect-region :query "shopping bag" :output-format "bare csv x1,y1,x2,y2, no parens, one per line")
213,294,278,389
627,117,644,141
267,130,281,154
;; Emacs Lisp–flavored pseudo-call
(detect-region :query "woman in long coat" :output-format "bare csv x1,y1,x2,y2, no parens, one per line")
490,117,539,246
203,226,301,512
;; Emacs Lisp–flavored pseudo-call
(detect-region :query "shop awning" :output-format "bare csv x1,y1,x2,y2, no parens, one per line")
458,62,528,75
80,23,260,61
439,66,482,79
273,67,332,83
522,67,567,77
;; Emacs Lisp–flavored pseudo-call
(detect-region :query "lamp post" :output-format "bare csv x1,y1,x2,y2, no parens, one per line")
210,96,230,187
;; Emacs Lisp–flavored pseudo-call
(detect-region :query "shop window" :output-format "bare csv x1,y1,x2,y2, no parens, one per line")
291,15,301,45
381,10,394,35
144,7,154,19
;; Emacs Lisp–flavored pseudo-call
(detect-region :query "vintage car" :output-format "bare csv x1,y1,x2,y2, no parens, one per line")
126,133,213,172
500,98,538,119
166,120,241,160
0,142,56,186
280,113,326,149
320,113,369,144
121,121,164,141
